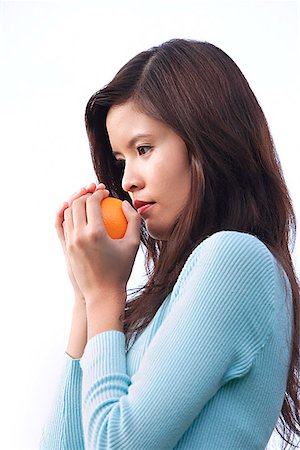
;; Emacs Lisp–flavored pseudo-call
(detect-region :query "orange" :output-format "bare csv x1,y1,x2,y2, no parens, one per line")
101,197,128,239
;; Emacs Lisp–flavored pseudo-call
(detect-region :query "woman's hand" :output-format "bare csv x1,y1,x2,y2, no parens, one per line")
62,188,141,309
55,182,104,301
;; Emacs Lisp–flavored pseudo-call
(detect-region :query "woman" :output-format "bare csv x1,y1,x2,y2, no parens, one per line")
40,39,300,449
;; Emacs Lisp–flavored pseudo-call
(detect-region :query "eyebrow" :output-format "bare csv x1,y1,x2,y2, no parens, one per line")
112,133,154,156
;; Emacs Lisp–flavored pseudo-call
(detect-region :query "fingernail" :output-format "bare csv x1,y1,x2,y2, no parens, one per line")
122,200,131,210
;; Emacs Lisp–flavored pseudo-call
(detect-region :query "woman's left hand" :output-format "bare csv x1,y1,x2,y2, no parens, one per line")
62,187,141,307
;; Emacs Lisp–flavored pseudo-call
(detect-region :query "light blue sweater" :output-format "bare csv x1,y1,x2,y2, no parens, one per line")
40,231,292,449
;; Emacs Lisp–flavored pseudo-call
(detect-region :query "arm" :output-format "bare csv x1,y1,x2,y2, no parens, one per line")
80,232,277,449
66,295,87,359
39,346,84,449
40,184,102,448
56,182,109,359
40,296,88,449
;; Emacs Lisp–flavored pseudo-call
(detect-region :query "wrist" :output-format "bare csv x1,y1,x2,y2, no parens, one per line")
85,286,126,309
85,290,126,340
66,299,87,359
74,292,85,304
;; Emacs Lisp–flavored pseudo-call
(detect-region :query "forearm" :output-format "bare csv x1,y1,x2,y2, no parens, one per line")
85,289,126,340
66,296,87,359
40,356,84,449
40,299,86,449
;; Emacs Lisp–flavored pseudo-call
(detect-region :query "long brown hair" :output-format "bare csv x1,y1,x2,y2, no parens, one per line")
85,38,300,447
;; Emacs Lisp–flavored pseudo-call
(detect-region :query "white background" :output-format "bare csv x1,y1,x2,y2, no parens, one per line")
0,1,299,449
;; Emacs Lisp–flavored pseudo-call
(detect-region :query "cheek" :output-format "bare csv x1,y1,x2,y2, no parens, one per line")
155,168,180,195
179,165,192,200
144,205,176,241
159,156,190,191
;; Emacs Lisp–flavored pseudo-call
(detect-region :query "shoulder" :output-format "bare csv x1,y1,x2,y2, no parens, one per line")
180,230,275,283
193,230,273,264
170,231,280,376
173,230,277,306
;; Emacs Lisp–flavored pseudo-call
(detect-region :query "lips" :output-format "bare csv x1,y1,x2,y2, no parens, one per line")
133,200,155,210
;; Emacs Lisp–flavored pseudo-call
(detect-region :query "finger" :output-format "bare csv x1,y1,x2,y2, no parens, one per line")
86,189,110,229
95,183,106,191
55,201,69,248
86,182,97,191
85,182,101,193
63,205,74,243
68,183,105,205
122,200,142,241
71,193,93,230
68,186,88,205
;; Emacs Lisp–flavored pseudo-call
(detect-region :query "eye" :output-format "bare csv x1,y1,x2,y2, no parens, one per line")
137,145,152,155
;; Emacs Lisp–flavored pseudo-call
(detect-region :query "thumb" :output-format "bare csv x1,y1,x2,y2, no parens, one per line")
122,200,141,239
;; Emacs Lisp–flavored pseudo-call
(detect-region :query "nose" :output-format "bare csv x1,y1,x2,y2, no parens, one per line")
121,160,145,193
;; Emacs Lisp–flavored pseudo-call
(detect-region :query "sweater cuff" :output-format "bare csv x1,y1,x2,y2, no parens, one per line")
80,330,126,376
65,351,81,361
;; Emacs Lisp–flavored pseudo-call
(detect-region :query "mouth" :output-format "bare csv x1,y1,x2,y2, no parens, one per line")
133,200,155,209
137,203,155,216
133,200,156,216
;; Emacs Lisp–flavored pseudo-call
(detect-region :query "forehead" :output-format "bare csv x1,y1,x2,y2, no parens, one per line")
106,101,149,126
106,102,166,144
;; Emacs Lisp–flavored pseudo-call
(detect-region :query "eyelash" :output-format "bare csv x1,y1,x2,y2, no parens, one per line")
114,145,153,167
137,145,152,155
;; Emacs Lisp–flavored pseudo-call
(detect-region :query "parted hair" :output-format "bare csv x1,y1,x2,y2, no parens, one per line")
84,38,300,448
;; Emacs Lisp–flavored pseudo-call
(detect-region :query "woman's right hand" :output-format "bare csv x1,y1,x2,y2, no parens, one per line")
55,182,106,301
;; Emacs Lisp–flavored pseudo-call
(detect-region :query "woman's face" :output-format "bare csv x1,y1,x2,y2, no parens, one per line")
106,101,191,240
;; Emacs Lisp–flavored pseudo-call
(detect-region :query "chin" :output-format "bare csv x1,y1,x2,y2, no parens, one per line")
145,223,169,241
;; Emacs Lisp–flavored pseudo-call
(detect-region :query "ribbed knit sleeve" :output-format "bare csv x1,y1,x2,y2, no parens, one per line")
40,355,84,450
79,231,277,449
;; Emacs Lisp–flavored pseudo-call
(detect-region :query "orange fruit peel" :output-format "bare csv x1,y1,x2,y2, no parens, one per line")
101,197,128,239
